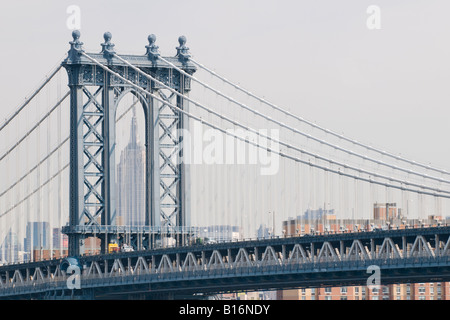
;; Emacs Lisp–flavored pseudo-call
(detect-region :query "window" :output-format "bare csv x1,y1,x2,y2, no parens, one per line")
325,296,332,300
340,287,347,294
325,287,332,294
355,287,359,294
340,296,347,300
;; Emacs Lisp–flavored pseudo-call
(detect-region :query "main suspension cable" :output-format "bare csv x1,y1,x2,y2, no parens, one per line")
113,53,450,194
190,58,450,177
0,91,69,162
82,52,450,198
0,64,63,133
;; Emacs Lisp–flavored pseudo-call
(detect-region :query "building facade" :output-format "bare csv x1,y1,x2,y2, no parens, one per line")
278,203,450,300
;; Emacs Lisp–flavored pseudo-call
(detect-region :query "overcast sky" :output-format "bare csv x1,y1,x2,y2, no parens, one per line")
1,0,450,169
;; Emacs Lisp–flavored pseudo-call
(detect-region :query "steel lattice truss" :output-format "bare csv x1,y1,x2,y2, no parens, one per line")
82,86,105,228
0,227,449,299
157,91,181,230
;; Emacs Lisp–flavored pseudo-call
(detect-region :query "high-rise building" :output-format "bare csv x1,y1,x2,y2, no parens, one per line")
117,107,145,226
52,227,68,250
24,222,50,252
257,224,271,239
1,229,19,263
374,202,399,220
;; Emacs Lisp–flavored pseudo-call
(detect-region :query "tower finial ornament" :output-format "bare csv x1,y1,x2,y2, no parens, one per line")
145,34,160,61
176,35,190,62
67,30,84,62
100,31,116,59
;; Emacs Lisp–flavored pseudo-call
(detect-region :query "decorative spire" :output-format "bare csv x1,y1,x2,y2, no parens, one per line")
68,30,84,62
130,105,139,146
176,35,190,62
145,34,160,61
100,31,116,59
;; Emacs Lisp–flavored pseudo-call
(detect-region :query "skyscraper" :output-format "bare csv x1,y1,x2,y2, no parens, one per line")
24,221,50,252
117,107,145,226
1,229,19,263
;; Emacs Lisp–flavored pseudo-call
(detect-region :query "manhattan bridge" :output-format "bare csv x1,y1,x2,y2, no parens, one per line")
0,31,449,299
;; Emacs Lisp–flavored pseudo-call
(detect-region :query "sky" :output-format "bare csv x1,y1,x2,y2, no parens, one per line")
0,0,450,242
1,0,450,170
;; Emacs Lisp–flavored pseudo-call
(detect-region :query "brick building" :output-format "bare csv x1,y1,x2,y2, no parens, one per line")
278,203,450,300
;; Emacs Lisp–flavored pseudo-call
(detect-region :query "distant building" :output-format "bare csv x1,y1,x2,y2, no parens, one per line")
373,202,399,220
197,225,242,242
52,227,68,250
302,208,336,221
0,229,19,263
257,224,271,239
24,222,50,252
277,283,450,300
278,205,450,300
117,107,145,226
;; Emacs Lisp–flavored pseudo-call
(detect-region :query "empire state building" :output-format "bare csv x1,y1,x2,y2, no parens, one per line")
117,107,145,226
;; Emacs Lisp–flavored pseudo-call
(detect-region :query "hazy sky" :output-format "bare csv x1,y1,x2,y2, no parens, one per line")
1,0,450,169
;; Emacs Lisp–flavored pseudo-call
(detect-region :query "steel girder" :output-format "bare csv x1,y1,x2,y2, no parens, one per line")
1,227,450,299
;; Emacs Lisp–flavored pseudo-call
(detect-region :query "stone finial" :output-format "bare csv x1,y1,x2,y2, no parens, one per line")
67,30,84,62
145,34,160,61
100,31,116,58
176,35,191,62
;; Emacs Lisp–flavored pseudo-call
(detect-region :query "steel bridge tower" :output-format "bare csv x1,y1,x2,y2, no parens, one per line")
62,31,196,256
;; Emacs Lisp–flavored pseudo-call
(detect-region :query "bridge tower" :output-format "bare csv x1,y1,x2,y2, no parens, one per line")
62,31,196,256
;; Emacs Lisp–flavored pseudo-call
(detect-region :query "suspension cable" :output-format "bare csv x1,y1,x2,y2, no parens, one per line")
156,56,450,186
0,163,69,219
0,137,69,198
0,64,63,133
0,91,69,162
0,96,136,203
113,53,450,194
190,58,450,176
82,52,450,198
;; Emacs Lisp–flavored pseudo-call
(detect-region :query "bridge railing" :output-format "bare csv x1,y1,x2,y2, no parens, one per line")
0,228,449,298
